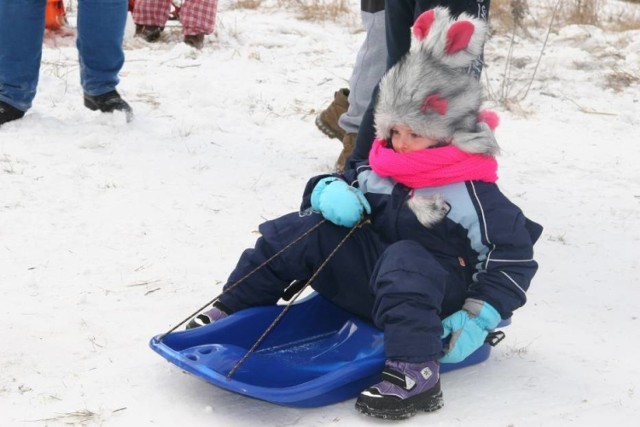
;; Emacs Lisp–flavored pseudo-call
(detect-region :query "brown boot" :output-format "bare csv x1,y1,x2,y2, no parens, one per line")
315,88,349,140
184,34,205,49
336,132,357,173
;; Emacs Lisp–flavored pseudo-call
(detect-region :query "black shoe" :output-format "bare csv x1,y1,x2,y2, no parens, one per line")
84,90,133,121
135,25,163,42
0,101,26,126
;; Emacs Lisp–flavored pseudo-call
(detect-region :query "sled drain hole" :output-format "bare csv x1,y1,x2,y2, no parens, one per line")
185,347,214,361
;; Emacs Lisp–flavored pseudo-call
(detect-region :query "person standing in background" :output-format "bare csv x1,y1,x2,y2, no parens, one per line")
132,0,218,49
0,0,132,126
315,0,387,173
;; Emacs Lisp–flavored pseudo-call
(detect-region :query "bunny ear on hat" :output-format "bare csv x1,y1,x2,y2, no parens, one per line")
374,7,499,156
411,7,487,66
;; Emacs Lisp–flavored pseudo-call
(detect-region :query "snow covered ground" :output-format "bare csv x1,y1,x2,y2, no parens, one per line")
1,1,639,425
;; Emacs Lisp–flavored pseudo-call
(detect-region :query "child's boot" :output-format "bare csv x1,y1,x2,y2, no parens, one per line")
355,360,443,420
186,303,229,329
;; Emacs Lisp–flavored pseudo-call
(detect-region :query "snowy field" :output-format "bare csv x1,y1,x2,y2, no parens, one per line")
1,0,639,425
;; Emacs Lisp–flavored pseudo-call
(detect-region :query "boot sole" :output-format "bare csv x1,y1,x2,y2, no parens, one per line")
355,389,444,420
315,114,344,140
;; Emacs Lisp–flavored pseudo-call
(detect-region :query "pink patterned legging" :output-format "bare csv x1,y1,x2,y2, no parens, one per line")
132,0,218,36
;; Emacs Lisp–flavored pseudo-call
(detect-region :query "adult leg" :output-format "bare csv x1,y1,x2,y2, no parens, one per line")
338,3,387,136
347,0,432,166
218,211,385,320
131,0,171,41
78,0,132,116
180,0,218,49
77,0,127,97
345,0,415,166
180,0,218,36
334,3,387,172
0,0,46,113
132,0,172,27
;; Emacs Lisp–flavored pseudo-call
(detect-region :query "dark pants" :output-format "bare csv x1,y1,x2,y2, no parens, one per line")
347,0,491,167
218,212,467,362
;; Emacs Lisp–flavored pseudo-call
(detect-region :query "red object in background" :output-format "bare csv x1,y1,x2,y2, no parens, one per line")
169,1,181,21
45,0,66,30
45,1,135,31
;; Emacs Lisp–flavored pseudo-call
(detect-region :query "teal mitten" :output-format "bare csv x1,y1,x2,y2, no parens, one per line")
311,177,371,227
439,299,501,363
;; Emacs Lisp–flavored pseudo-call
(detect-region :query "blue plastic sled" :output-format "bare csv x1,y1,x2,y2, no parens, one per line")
150,293,504,408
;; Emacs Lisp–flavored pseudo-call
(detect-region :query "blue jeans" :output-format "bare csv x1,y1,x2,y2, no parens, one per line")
0,0,127,112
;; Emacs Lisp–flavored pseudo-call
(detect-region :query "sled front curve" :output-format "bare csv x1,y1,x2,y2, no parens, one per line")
149,293,507,408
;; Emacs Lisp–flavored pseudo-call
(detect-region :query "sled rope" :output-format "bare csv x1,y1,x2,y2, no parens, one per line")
157,218,328,342
226,217,364,379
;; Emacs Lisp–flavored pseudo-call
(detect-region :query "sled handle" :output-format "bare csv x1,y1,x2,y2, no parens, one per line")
157,218,329,342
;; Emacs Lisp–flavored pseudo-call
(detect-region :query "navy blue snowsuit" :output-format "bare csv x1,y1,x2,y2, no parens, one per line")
218,164,542,362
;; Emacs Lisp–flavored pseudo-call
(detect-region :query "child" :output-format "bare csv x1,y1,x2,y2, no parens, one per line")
188,7,542,420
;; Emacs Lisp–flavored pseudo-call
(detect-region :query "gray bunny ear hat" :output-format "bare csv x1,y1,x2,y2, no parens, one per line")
374,7,500,155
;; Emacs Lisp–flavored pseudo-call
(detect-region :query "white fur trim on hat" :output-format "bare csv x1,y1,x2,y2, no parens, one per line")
374,7,499,155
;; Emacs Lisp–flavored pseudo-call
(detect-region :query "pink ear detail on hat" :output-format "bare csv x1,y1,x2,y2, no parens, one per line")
413,10,436,41
421,94,448,115
478,109,500,130
445,21,475,54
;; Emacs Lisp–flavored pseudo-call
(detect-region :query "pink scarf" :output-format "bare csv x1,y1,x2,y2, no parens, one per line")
368,138,498,188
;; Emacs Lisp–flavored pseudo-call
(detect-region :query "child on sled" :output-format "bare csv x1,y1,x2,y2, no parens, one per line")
188,7,542,420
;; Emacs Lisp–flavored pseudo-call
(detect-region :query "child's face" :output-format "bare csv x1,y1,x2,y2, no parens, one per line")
390,125,442,153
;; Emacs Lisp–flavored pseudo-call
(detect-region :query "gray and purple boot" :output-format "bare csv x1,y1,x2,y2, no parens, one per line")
355,360,443,420
186,304,229,329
